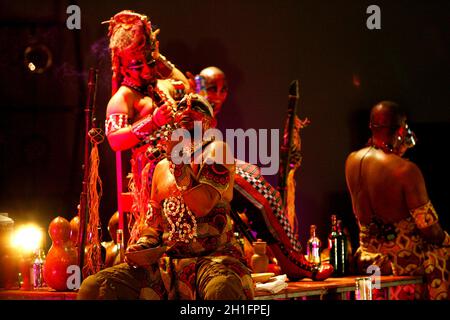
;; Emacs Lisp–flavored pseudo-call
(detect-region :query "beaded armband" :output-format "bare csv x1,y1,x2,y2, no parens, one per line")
131,114,158,140
105,113,129,136
197,162,231,199
155,54,175,79
409,201,439,229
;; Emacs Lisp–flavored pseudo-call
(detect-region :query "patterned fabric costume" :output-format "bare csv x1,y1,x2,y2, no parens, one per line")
143,144,254,300
78,144,254,300
154,201,254,300
354,202,450,300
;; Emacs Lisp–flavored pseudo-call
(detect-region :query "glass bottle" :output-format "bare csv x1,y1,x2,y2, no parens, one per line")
116,229,125,263
233,231,245,252
306,225,321,265
328,215,348,276
30,248,46,289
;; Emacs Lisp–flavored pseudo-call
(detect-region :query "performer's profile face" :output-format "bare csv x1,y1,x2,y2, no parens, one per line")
205,76,228,116
121,48,156,86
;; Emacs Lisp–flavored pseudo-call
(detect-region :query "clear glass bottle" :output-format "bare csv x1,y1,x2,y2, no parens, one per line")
116,229,125,263
233,231,245,252
30,248,46,288
355,277,373,300
306,225,321,265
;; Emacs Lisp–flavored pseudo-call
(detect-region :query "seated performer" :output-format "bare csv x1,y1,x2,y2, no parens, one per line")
193,67,333,281
78,94,254,299
103,10,190,244
345,101,450,300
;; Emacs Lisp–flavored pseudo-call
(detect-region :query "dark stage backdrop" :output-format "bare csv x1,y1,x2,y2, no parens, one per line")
0,0,449,251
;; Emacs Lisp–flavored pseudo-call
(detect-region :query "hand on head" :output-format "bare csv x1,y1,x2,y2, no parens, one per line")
153,103,174,126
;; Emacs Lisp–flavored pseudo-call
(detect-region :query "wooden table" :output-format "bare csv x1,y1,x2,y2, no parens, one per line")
0,287,77,300
254,275,424,300
0,275,423,300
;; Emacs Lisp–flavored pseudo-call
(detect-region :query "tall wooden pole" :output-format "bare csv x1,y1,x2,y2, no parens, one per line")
77,68,98,279
277,80,300,205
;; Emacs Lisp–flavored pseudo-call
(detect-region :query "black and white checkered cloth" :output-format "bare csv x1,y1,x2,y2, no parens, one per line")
235,162,302,253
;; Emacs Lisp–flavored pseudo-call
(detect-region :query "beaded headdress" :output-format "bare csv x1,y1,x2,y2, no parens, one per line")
103,10,157,94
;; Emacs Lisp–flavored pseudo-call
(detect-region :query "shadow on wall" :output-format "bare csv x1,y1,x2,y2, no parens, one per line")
407,122,450,232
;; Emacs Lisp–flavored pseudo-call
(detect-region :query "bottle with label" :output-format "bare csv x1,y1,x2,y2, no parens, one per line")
328,215,348,276
31,248,46,289
306,225,321,265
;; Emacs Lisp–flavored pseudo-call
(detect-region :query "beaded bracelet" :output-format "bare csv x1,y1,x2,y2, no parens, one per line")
131,114,157,140
105,113,129,136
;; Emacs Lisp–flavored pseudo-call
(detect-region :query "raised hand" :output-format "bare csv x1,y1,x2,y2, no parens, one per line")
152,103,174,126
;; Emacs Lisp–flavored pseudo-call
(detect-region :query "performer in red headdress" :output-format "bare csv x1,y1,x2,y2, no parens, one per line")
104,10,190,245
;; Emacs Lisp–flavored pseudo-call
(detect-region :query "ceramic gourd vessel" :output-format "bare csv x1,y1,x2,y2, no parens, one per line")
43,216,78,291
251,239,269,273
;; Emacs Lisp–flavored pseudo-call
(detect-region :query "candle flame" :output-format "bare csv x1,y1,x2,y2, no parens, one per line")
11,224,43,254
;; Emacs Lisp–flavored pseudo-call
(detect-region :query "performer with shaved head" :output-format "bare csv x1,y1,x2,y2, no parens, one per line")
345,101,450,300
192,67,333,281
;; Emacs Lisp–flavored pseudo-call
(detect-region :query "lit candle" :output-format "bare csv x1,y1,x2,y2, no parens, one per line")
10,224,44,291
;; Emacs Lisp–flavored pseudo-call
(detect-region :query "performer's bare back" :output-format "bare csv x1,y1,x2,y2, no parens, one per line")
345,146,429,225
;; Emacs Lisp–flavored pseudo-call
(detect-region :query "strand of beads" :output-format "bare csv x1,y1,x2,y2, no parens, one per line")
162,195,197,243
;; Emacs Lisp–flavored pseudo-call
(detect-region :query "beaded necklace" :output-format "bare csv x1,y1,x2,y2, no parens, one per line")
162,195,198,243
121,78,154,96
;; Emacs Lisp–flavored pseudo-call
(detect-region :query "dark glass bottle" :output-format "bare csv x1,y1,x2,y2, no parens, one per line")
306,225,321,265
328,215,348,276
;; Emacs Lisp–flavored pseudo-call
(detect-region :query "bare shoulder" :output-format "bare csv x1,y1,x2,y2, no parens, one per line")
151,158,170,202
207,139,229,150
345,148,367,169
203,140,234,166
203,139,230,154
346,150,359,163
154,158,170,176
106,86,136,116
396,158,424,182
156,79,174,92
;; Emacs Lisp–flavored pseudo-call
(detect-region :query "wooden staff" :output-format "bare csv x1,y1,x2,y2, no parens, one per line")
277,80,300,205
115,150,125,262
77,68,98,279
